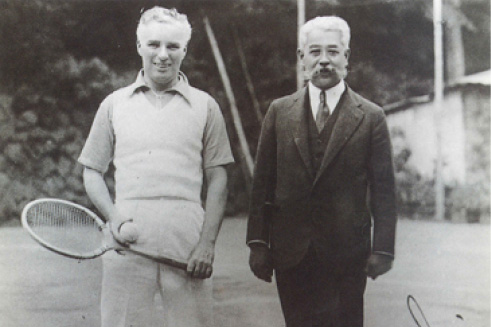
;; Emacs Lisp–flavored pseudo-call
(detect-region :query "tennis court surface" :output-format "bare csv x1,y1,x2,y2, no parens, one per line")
0,217,489,327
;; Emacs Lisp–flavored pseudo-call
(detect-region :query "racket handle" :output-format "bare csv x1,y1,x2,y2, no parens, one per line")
155,257,188,271
125,247,188,271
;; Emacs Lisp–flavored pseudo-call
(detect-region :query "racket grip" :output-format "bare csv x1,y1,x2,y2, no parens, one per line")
125,247,188,271
156,257,188,271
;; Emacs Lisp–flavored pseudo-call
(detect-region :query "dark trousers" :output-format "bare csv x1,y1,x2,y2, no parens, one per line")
275,247,367,327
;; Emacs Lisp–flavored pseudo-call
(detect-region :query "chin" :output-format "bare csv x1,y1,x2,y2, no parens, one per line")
313,78,339,90
153,72,176,83
153,70,171,78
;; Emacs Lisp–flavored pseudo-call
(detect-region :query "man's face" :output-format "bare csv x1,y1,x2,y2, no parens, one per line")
298,29,350,90
137,21,188,90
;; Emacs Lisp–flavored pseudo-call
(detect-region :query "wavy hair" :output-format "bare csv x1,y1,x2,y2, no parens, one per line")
298,16,350,49
137,7,192,45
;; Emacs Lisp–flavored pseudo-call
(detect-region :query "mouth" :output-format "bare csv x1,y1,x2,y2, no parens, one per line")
153,63,172,71
317,67,334,76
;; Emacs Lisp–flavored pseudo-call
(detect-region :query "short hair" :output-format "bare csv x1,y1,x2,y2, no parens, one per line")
136,7,192,45
298,16,351,50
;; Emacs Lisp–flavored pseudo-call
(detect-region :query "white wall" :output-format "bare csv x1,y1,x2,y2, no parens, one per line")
386,90,466,184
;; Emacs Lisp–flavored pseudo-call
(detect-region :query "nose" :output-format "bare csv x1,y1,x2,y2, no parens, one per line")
319,51,330,66
157,47,169,60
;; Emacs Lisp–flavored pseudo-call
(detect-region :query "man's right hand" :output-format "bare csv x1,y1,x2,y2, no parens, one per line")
249,244,273,283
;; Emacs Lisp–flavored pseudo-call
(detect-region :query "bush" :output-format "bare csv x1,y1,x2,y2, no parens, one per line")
395,169,436,219
0,56,128,224
392,127,490,223
446,182,490,223
392,128,436,219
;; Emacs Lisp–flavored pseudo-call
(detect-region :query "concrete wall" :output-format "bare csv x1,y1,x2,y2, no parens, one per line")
386,89,467,184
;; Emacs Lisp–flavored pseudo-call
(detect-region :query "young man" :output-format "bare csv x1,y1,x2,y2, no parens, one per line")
247,16,397,327
78,7,234,327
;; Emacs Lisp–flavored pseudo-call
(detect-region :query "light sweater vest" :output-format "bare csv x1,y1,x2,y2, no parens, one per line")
111,88,209,203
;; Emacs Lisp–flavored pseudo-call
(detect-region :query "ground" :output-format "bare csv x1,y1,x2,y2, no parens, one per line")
0,217,489,327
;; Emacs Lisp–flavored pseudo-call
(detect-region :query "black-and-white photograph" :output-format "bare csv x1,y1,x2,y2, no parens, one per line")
0,0,489,326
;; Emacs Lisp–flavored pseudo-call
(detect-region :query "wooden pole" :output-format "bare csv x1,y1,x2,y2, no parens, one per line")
203,16,254,183
297,0,306,90
232,25,263,124
434,0,445,220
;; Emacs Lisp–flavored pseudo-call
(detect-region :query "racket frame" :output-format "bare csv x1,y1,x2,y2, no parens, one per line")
21,198,111,260
21,198,188,271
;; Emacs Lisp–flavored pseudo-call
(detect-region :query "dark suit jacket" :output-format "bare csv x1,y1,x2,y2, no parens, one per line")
247,85,397,272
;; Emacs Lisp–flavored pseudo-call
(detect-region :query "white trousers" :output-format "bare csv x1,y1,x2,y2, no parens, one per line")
101,252,214,327
100,199,214,327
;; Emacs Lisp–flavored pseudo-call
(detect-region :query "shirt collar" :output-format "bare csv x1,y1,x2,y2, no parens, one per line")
308,80,346,113
130,70,192,104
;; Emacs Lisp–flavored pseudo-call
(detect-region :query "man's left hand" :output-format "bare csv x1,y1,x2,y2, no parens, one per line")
364,253,393,280
187,241,215,279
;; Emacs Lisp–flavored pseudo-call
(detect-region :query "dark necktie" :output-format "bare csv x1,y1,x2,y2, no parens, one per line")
316,90,330,132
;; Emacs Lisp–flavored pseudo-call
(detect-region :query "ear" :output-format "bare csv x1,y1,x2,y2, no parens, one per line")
136,40,142,56
344,48,351,60
297,48,304,61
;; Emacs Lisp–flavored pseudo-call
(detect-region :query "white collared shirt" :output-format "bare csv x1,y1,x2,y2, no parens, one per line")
308,80,346,119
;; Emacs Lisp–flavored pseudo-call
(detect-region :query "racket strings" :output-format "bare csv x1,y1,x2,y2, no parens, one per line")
26,202,104,256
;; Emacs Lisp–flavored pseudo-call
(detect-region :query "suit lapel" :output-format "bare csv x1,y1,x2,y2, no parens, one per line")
314,87,365,185
288,88,315,179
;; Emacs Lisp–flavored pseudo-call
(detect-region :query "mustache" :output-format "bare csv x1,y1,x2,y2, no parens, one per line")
305,66,349,79
313,67,335,75
305,67,335,79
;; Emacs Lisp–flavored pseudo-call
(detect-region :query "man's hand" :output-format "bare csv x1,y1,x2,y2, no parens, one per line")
187,241,215,279
364,253,393,280
108,213,134,247
185,165,226,279
249,244,273,283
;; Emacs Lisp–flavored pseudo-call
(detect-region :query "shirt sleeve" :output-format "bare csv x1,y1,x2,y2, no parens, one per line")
78,96,114,173
202,97,235,169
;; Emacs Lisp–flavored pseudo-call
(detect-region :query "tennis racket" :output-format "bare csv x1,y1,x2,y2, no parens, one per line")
407,295,431,327
21,198,188,270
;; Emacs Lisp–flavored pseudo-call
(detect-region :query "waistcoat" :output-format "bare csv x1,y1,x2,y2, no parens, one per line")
307,93,344,173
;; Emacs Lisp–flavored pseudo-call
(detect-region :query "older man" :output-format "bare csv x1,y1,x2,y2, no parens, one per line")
78,7,234,327
247,16,397,327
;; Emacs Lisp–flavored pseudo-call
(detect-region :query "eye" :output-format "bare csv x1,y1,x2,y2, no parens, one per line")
310,49,321,56
328,50,339,56
167,43,180,50
148,42,159,49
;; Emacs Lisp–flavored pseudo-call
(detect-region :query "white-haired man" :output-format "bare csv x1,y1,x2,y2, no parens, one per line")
79,7,234,327
247,16,397,326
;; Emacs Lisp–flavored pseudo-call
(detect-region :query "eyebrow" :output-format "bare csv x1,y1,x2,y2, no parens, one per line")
308,44,340,48
145,40,182,47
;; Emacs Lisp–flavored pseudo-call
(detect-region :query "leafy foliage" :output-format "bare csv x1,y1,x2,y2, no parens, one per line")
446,182,490,223
391,128,436,219
0,56,127,222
